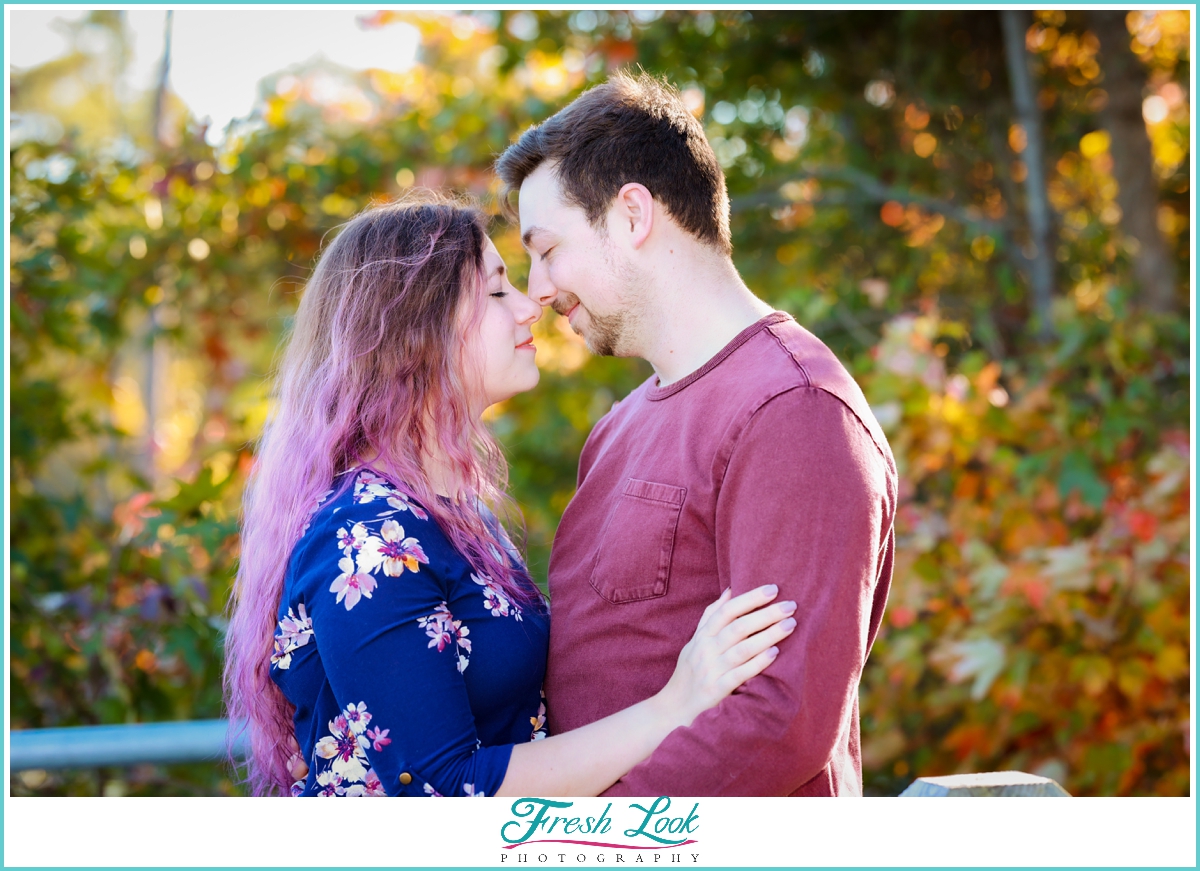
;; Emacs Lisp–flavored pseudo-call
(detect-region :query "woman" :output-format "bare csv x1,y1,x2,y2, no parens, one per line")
224,195,797,797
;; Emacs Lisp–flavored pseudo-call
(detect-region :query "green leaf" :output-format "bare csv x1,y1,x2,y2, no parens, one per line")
1058,450,1108,509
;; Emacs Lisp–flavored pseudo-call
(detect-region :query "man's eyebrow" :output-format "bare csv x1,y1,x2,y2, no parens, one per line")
521,226,551,250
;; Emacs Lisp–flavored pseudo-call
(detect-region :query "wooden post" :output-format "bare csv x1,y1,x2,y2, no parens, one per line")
900,770,1071,796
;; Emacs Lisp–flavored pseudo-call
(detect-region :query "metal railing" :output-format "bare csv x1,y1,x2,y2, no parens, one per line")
9,722,1069,796
10,720,246,771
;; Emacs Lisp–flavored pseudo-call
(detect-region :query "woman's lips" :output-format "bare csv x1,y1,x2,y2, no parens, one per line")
516,337,535,351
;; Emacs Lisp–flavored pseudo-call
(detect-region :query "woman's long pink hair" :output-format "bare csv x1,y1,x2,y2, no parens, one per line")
224,194,538,795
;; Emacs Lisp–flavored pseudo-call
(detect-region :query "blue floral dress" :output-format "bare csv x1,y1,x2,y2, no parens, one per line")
270,467,549,797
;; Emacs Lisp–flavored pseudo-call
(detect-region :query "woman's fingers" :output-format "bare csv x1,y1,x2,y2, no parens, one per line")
668,591,796,724
717,600,797,652
718,645,783,695
697,588,731,625
723,616,797,670
700,584,779,635
288,752,310,782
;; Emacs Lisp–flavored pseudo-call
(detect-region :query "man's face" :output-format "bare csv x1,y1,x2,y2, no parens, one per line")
517,163,642,357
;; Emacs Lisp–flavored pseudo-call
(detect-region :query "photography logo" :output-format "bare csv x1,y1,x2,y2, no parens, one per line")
500,796,700,864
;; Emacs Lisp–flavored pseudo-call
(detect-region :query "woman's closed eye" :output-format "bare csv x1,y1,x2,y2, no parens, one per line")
490,263,510,296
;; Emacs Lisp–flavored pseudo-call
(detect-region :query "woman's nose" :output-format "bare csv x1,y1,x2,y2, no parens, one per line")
515,286,543,325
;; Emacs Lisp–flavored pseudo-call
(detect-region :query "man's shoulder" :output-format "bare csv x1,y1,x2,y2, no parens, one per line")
675,313,850,399
757,316,852,393
583,314,891,464
745,317,894,468
717,316,856,410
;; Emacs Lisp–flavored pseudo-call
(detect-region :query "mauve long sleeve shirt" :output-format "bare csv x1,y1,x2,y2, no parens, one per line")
545,312,897,796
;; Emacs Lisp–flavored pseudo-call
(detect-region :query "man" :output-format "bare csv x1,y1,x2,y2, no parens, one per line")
496,72,897,796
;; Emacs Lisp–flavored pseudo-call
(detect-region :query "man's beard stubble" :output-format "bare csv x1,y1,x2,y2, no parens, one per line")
553,292,629,357
550,249,643,358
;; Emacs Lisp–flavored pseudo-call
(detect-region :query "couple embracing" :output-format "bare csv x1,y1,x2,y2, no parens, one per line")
225,72,897,798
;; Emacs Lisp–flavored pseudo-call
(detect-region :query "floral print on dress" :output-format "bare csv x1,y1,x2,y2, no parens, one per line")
300,488,334,536
272,466,549,798
336,523,368,557
359,520,429,577
366,726,391,751
327,471,432,612
386,490,429,520
418,602,472,673
472,572,522,621
530,694,547,742
330,556,378,610
312,701,389,796
353,471,430,520
271,603,314,670
353,471,396,504
344,768,388,797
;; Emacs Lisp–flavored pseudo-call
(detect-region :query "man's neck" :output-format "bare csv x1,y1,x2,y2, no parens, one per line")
635,255,774,387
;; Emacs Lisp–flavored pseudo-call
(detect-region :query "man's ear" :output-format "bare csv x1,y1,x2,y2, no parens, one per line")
610,182,654,249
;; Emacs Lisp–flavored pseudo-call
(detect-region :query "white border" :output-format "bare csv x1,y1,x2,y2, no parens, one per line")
2,795,1197,866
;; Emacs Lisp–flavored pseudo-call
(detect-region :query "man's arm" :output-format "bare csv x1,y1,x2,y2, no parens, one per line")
603,387,895,796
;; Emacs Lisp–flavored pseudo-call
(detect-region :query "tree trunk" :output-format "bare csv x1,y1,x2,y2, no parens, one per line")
152,10,174,147
144,9,174,482
1086,10,1178,315
1000,9,1056,340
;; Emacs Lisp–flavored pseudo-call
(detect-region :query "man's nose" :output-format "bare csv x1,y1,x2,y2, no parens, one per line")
525,263,558,308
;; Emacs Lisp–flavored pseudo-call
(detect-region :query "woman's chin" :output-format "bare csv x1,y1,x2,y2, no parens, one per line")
484,372,541,410
513,366,541,396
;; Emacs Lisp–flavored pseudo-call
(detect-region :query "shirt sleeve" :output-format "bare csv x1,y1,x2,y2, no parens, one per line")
297,498,512,798
603,387,895,796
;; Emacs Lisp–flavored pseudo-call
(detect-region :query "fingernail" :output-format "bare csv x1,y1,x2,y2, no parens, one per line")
781,600,797,615
768,646,780,658
761,584,778,596
781,617,797,631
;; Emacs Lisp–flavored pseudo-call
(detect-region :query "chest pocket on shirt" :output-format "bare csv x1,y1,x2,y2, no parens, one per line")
590,478,687,604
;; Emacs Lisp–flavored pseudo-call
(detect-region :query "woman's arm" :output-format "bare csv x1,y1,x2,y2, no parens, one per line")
496,585,796,797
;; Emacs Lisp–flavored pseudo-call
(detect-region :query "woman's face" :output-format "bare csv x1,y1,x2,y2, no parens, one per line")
465,238,543,412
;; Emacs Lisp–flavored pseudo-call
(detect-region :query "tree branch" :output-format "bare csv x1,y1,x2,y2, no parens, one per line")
731,165,1009,234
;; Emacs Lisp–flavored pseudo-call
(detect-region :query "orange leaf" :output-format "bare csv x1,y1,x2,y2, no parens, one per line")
134,649,158,673
1127,509,1158,542
880,200,905,227
944,723,991,760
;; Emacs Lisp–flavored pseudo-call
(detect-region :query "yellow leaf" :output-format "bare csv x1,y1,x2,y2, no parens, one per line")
1155,645,1188,681
1080,130,1110,159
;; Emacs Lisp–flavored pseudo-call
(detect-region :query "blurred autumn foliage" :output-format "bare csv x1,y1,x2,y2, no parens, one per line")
10,10,1190,796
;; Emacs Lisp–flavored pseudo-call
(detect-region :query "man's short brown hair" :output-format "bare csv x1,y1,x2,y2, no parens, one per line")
496,71,732,256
